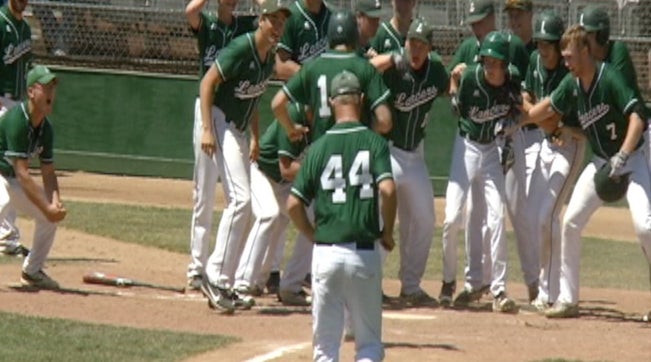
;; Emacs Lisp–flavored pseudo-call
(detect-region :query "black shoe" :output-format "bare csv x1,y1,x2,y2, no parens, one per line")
302,273,312,290
438,281,456,307
230,289,255,310
265,271,280,295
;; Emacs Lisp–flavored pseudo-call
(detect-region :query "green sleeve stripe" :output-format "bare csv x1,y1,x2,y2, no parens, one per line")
549,96,565,116
290,187,310,205
282,85,298,103
376,172,393,183
623,98,639,114
278,150,298,159
5,151,28,159
215,60,226,81
370,90,390,110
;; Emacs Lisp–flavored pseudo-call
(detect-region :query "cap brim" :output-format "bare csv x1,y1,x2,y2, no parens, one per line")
407,34,431,44
533,33,560,41
361,9,384,18
36,73,57,86
466,13,488,25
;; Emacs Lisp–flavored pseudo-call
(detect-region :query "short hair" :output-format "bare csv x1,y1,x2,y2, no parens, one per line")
332,94,362,106
560,24,591,52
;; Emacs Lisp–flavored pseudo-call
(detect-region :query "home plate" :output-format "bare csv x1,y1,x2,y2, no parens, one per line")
383,312,436,320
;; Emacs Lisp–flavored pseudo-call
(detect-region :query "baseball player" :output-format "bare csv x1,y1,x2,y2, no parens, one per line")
271,9,391,305
440,32,520,313
517,11,586,310
442,0,529,306
370,18,449,306
504,0,535,54
274,0,331,81
287,70,396,362
198,0,293,314
524,25,651,318
355,0,383,57
0,0,32,257
0,65,66,289
232,102,312,306
185,0,256,291
368,0,415,55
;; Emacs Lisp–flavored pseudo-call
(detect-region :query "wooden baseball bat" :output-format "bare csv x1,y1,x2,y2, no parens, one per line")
82,272,185,293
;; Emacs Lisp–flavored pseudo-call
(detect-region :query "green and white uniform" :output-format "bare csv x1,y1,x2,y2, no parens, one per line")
283,49,390,140
549,62,651,305
369,21,405,54
442,64,521,297
234,104,311,292
0,5,31,106
291,121,392,361
383,52,449,295
277,0,330,65
188,11,256,280
524,51,585,305
447,33,529,75
201,32,276,289
0,103,57,274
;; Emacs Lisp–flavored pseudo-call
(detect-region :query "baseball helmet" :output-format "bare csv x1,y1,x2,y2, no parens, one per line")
533,10,564,42
579,6,610,44
593,163,630,203
327,9,359,48
479,31,509,61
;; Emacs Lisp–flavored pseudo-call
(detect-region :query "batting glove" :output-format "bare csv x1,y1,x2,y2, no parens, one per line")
391,52,409,75
608,150,629,177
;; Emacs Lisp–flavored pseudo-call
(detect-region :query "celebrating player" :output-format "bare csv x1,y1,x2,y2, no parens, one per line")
441,32,521,313
369,0,416,55
0,65,66,289
287,70,396,362
185,0,256,291
355,0,384,57
524,25,651,319
0,0,33,257
198,0,291,314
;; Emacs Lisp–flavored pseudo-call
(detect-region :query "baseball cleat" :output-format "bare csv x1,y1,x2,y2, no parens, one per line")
0,241,30,257
545,302,579,319
278,289,312,306
400,289,439,307
453,287,484,306
200,279,235,314
530,297,550,313
235,284,263,297
186,275,203,291
231,290,255,310
20,270,60,290
438,281,456,307
492,292,518,313
265,271,280,295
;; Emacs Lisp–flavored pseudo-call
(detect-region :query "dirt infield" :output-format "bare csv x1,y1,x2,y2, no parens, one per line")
0,171,649,362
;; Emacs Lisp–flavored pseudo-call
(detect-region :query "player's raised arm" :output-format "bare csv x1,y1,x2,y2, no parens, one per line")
185,0,207,31
199,64,223,156
275,50,301,81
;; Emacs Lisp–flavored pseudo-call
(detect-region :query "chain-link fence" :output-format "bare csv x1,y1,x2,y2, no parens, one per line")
26,0,650,98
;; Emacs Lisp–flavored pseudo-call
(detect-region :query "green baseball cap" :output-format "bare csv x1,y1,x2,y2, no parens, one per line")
407,18,433,44
533,10,564,41
259,0,291,18
504,0,532,12
466,0,495,24
356,0,384,18
26,65,57,88
579,6,610,32
330,70,361,97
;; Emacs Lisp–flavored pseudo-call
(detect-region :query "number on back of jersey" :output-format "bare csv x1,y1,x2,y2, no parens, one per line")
320,151,373,204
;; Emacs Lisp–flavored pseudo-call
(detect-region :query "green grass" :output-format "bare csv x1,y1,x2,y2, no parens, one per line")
57,201,651,291
0,311,236,362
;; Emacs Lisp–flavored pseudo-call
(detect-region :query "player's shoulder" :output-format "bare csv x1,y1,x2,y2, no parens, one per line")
528,50,540,66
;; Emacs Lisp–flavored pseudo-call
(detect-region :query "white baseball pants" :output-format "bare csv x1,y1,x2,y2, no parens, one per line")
558,150,651,304
279,214,313,293
203,105,253,289
0,176,57,274
528,136,585,304
442,135,508,297
312,242,383,362
234,164,291,289
0,97,21,247
390,143,435,295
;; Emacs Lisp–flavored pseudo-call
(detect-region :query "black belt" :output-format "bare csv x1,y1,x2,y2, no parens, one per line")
315,241,375,250
459,130,492,144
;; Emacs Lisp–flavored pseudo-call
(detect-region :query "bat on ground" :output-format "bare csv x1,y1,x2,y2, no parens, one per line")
83,272,185,293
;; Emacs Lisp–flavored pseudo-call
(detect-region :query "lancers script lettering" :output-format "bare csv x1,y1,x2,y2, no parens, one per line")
3,39,31,65
394,85,439,112
234,79,269,99
296,37,328,63
468,104,510,123
578,103,609,129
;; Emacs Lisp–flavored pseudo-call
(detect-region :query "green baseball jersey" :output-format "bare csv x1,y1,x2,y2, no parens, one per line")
447,33,529,76
605,40,648,118
0,103,53,177
550,63,642,159
214,32,274,131
384,52,450,150
523,50,579,128
456,64,521,143
0,6,31,101
278,0,330,65
256,104,309,183
369,21,405,55
282,50,390,141
193,11,256,77
291,121,393,244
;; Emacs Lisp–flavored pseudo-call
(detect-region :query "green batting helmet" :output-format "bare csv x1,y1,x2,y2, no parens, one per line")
593,163,630,203
533,10,564,42
580,6,610,44
479,31,509,61
327,9,358,48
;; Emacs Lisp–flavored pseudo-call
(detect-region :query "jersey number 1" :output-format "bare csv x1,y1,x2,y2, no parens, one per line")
320,151,373,204
317,75,331,117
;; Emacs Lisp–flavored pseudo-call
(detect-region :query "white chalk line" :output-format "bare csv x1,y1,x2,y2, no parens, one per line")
244,342,311,362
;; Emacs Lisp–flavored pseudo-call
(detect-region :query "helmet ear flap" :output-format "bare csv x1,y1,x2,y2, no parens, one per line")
595,29,609,46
